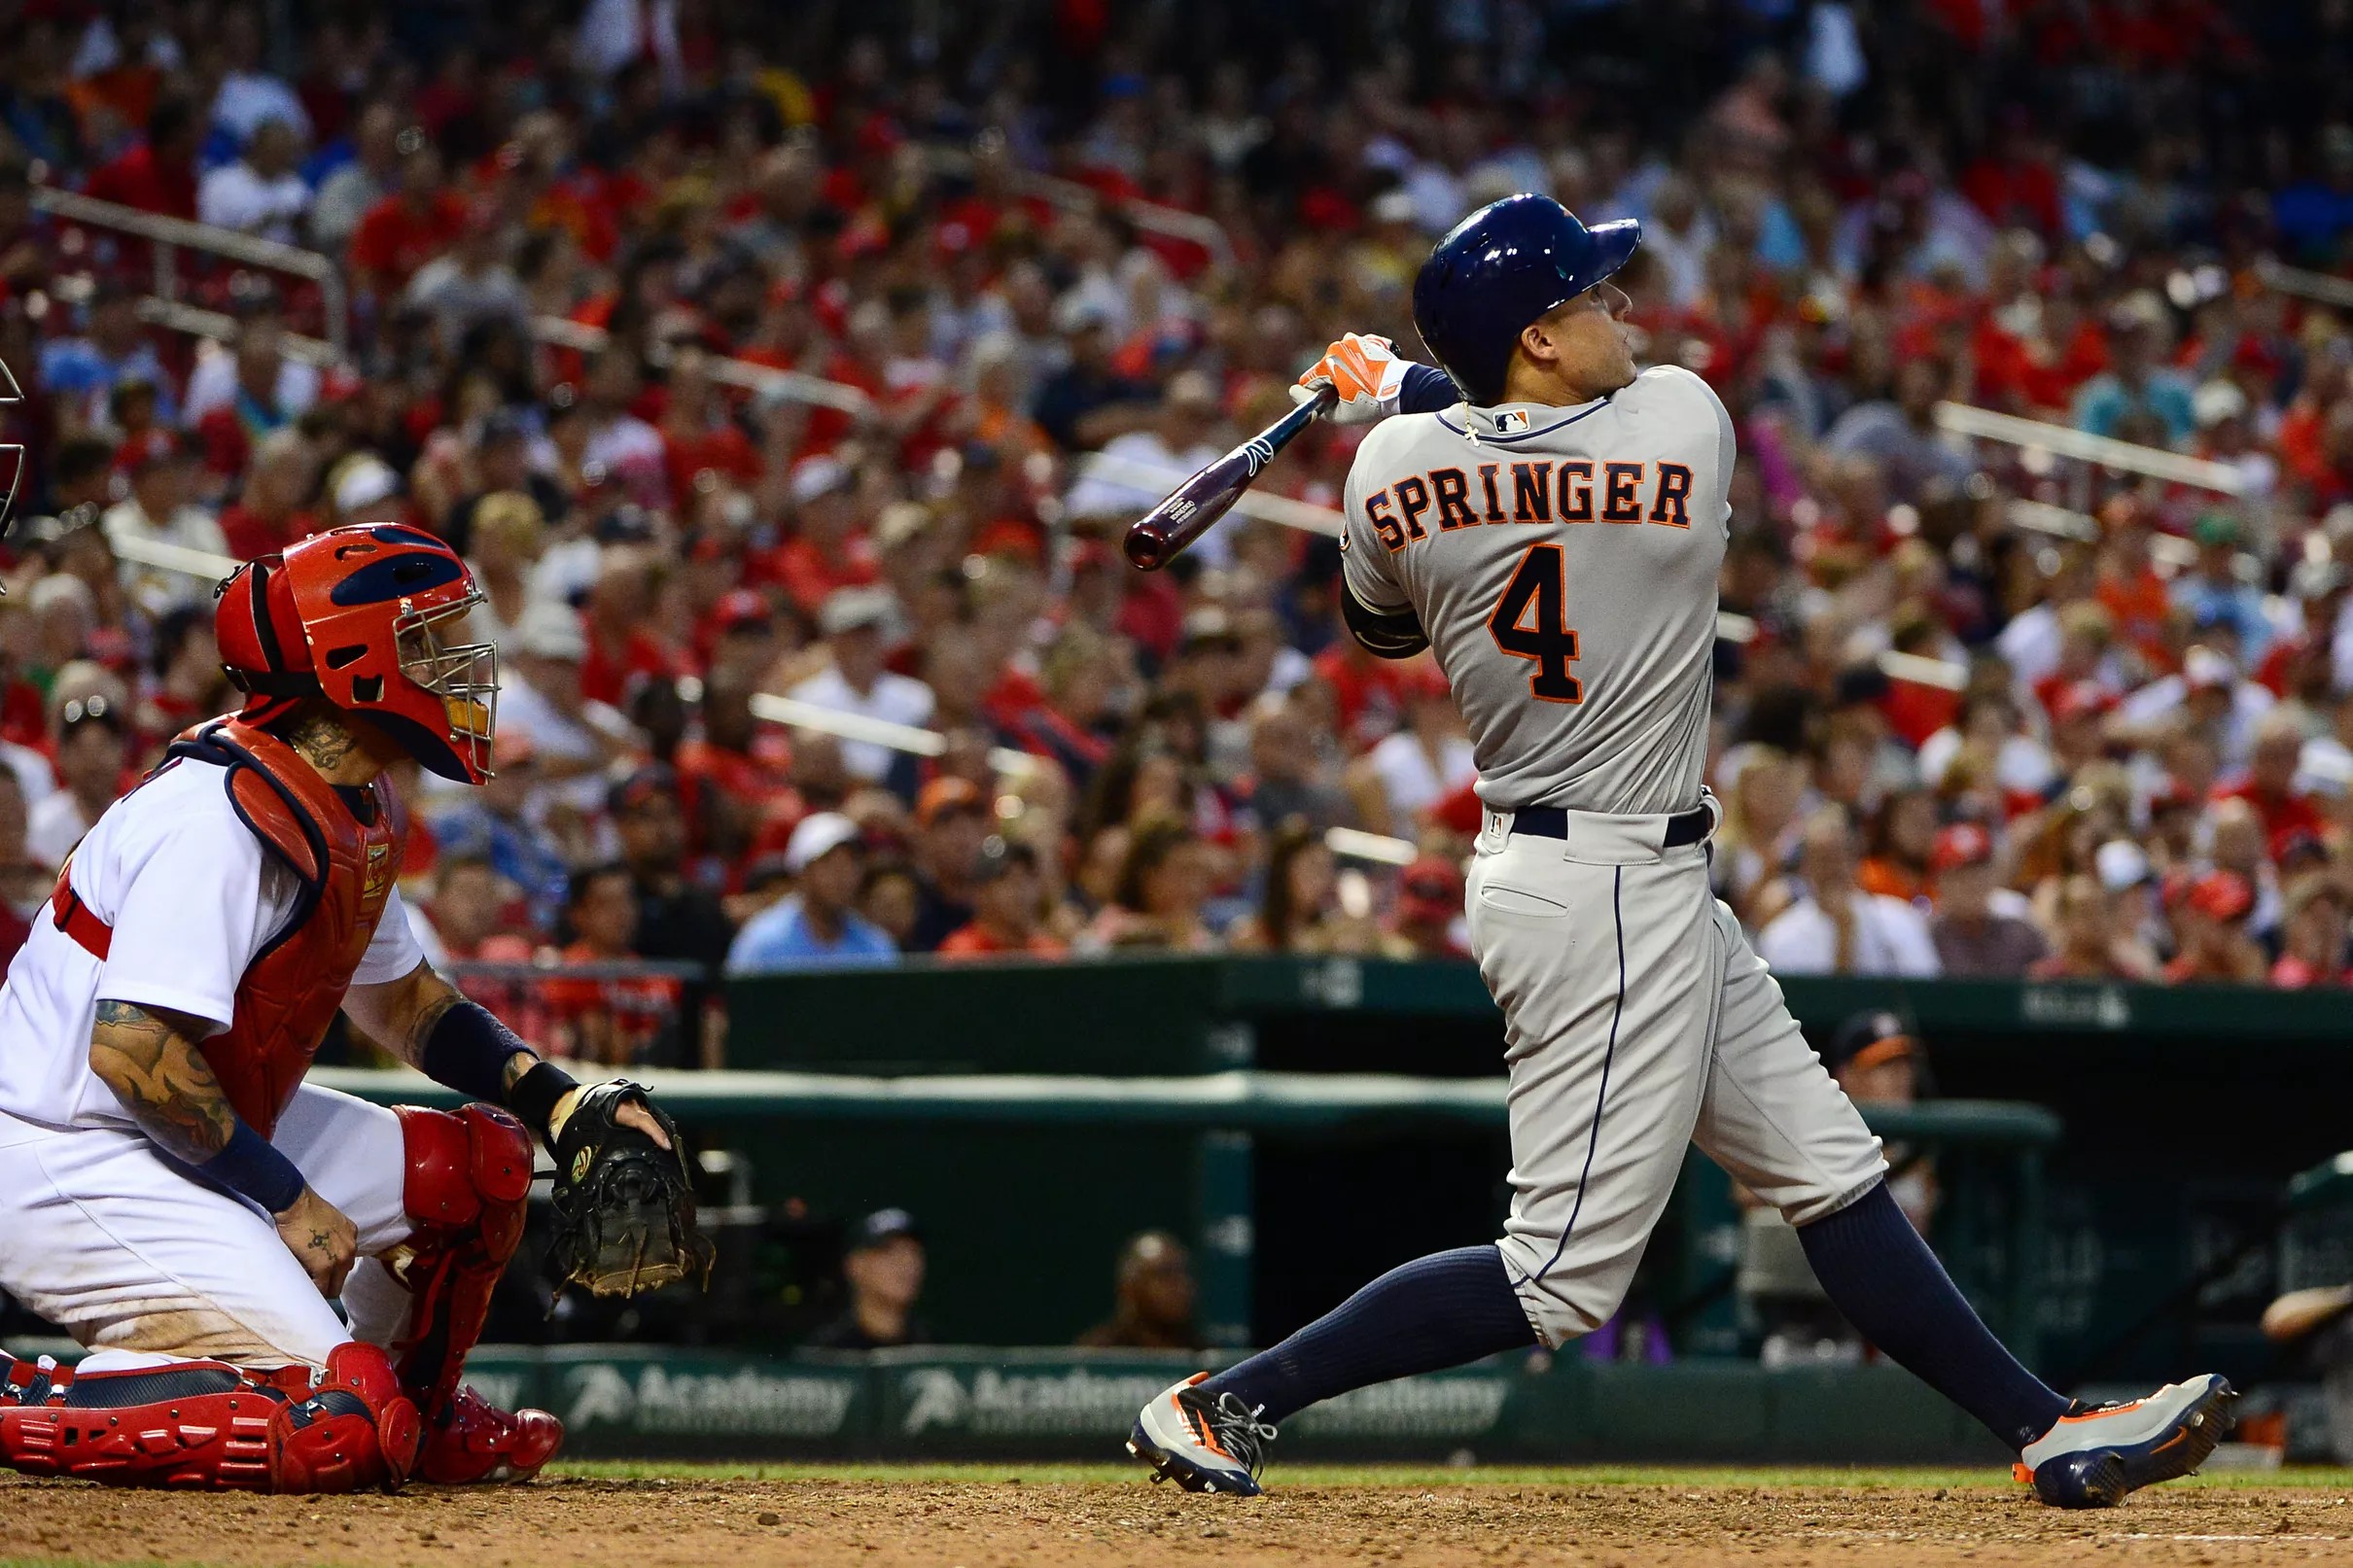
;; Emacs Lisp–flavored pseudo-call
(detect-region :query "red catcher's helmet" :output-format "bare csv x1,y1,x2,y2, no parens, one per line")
215,524,498,784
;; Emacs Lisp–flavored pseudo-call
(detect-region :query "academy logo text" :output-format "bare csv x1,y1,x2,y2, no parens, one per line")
898,1366,1507,1440
562,1363,858,1437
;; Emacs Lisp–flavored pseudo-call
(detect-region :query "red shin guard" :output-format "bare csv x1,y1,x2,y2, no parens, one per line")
0,1343,420,1493
388,1103,564,1482
388,1104,532,1416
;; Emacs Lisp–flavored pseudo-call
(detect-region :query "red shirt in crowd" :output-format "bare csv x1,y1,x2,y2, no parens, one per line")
935,923,1068,959
2212,780,2325,860
219,505,312,562
349,191,471,290
661,426,764,511
85,143,196,221
579,624,689,708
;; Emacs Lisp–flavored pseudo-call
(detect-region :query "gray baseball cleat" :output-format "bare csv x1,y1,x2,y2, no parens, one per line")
2016,1374,2237,1508
1126,1374,1278,1496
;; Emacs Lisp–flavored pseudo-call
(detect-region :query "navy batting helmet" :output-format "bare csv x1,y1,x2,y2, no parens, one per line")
1411,193,1642,406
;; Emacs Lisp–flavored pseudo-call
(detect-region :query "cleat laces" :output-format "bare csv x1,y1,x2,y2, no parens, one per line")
1202,1392,1279,1481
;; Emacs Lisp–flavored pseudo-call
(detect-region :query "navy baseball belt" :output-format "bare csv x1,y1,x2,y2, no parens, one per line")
1508,802,1714,849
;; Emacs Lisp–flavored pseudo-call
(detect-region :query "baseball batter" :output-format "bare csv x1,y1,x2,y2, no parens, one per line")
0,525,703,1494
1129,194,2232,1508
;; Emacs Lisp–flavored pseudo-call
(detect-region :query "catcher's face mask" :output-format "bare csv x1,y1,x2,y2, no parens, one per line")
221,524,501,784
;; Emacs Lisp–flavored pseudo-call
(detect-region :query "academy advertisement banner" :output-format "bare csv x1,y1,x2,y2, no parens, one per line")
446,1346,2007,1464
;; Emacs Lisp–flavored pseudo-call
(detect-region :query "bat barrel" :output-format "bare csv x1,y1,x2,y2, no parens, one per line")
1121,386,1334,573
1121,519,1175,571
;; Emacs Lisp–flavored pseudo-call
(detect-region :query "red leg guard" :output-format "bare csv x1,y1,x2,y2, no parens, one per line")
388,1103,564,1484
389,1104,532,1416
0,1344,421,1494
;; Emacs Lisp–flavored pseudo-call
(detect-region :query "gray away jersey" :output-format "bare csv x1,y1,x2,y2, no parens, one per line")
1341,365,1736,816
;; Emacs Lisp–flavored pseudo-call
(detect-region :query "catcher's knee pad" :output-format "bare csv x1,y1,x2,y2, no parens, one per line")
388,1104,533,1417
0,1343,420,1493
398,1103,533,1258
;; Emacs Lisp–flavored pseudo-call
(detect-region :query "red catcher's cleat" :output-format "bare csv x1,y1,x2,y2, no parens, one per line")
414,1386,564,1484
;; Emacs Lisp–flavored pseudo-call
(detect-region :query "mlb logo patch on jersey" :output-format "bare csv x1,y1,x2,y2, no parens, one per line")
1494,409,1529,434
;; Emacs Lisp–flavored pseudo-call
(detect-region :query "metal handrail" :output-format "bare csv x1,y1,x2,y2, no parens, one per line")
31,172,1222,419
1014,170,1236,270
134,295,343,368
32,183,350,357
528,314,873,416
919,143,1238,270
2256,257,2353,311
1932,401,2247,494
105,532,239,582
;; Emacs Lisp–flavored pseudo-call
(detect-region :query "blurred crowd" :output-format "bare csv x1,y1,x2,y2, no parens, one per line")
2,0,2353,1070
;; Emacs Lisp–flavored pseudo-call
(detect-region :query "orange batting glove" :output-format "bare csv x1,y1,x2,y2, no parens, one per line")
1290,332,1411,425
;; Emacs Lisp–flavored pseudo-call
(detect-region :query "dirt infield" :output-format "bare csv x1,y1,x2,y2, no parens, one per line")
12,1465,2353,1567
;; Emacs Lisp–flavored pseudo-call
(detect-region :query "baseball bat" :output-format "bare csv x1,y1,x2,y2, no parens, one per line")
1122,385,1338,571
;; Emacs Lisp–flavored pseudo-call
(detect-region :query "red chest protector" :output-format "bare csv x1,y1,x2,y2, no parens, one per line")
53,717,403,1138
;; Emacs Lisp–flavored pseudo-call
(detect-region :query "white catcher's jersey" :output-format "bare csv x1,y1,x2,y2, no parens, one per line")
0,756,425,1132
1341,366,1736,815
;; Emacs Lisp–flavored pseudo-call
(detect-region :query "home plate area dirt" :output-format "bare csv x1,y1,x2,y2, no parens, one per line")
11,1468,2353,1567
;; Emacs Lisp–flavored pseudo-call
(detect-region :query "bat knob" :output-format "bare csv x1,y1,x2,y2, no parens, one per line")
1121,523,1168,572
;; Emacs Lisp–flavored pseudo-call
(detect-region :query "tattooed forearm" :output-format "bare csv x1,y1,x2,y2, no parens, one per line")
503,1044,543,1093
399,970,464,1069
89,999,236,1166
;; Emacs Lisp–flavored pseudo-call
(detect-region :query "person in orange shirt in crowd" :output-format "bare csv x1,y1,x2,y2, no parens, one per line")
2270,875,2350,990
937,838,1068,960
758,456,881,614
540,862,684,1065
2093,512,2177,676
1857,787,1938,904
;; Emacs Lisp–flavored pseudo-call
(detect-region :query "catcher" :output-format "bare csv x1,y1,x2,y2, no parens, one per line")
0,524,708,1493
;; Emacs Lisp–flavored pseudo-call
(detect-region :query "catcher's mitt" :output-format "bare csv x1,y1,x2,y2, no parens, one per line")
546,1080,716,1298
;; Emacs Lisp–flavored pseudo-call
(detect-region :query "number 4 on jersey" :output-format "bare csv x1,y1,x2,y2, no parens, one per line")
1489,543,1583,703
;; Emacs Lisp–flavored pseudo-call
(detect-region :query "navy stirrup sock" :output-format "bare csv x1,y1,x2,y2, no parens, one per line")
1798,1181,2068,1450
1196,1245,1536,1423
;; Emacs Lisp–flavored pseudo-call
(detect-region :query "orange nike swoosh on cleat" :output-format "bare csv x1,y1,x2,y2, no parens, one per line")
2012,1462,2033,1485
1175,1396,1233,1459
